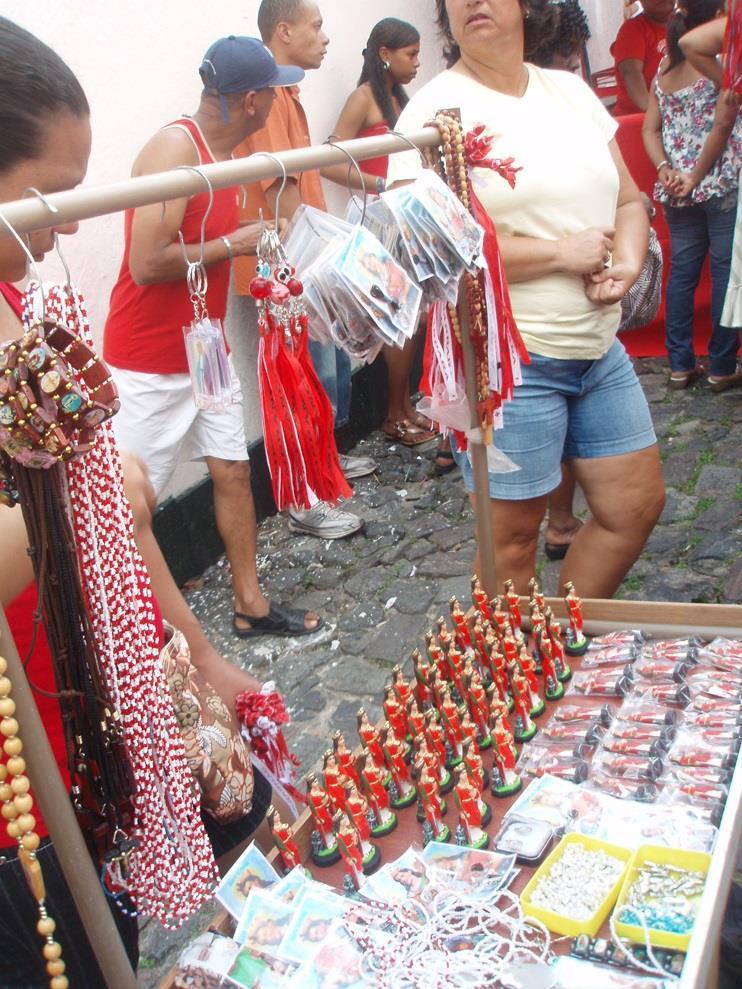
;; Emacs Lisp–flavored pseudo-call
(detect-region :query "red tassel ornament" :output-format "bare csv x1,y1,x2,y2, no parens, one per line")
250,229,351,511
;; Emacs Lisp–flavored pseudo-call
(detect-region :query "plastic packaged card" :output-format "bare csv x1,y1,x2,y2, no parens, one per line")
183,318,233,411
293,919,373,989
215,841,280,921
359,847,428,905
419,842,517,899
277,887,347,965
407,169,485,269
233,888,295,954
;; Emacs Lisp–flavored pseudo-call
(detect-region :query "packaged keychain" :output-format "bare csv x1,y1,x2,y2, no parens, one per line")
182,262,233,411
581,645,639,669
587,629,645,650
551,702,616,726
592,747,664,781
617,694,678,727
567,666,633,698
587,770,657,802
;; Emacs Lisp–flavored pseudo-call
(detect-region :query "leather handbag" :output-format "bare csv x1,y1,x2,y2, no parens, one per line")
159,623,254,823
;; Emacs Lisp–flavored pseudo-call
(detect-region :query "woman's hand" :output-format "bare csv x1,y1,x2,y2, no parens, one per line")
556,226,615,275
584,261,636,306
668,171,696,198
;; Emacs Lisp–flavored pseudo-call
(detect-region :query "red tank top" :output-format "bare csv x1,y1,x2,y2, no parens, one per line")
357,121,390,179
103,117,239,375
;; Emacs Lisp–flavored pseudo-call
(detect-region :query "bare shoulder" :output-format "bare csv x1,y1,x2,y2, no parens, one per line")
131,124,199,177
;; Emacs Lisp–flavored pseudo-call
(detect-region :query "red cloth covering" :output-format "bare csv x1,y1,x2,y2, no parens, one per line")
356,122,390,179
103,117,238,374
611,13,668,116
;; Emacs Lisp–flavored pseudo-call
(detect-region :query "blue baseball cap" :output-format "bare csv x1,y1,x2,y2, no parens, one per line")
199,36,304,94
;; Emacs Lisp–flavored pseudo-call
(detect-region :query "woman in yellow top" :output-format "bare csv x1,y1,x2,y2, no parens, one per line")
388,0,665,597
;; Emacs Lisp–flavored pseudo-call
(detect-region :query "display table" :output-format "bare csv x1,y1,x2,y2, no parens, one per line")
158,598,742,989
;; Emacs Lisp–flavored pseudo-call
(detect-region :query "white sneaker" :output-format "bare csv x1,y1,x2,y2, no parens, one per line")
338,453,378,480
288,502,364,539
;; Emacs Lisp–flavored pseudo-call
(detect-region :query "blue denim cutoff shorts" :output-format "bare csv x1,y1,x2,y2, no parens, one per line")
452,339,656,501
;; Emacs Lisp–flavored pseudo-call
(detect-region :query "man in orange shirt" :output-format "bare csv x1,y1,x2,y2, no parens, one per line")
232,0,375,540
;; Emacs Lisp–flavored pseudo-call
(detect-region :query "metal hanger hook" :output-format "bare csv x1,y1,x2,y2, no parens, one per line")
173,164,215,267
324,138,368,225
22,186,72,287
248,152,288,228
388,130,429,168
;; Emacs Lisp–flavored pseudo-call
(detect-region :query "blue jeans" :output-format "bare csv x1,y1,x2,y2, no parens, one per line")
664,195,739,376
308,339,352,428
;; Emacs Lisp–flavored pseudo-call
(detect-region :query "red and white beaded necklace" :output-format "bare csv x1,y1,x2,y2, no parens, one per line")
24,282,217,927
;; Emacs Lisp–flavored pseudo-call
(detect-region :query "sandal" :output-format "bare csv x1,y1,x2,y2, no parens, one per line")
708,363,742,393
232,601,324,639
668,365,704,390
382,418,437,447
432,447,457,476
544,519,583,561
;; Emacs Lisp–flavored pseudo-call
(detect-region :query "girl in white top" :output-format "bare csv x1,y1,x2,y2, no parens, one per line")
388,0,665,599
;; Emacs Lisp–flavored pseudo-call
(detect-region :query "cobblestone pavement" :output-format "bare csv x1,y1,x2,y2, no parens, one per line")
138,358,742,985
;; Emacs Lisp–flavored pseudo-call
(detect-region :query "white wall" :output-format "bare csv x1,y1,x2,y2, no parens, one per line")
582,0,628,75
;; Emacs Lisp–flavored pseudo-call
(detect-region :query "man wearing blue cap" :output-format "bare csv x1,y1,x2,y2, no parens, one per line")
104,37,324,639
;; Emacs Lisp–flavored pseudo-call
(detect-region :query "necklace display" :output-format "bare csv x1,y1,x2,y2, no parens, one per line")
423,111,528,446
1,282,218,927
0,652,68,989
249,226,350,511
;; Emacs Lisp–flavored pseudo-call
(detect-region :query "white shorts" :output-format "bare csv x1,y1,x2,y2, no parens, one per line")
110,357,248,496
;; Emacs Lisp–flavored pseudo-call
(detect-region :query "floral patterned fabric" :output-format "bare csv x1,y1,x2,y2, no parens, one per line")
159,624,254,823
654,76,742,207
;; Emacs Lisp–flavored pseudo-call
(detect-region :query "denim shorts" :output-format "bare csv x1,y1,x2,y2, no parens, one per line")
452,340,656,500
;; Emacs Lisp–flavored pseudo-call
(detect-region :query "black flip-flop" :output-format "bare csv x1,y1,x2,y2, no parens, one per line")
232,601,324,639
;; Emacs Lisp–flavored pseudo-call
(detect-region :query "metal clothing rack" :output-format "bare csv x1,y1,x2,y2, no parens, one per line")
0,125,499,987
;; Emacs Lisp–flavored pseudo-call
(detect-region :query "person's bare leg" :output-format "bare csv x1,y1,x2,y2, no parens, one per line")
545,462,582,549
383,338,417,423
122,453,263,716
206,457,321,634
468,491,549,595
558,446,665,598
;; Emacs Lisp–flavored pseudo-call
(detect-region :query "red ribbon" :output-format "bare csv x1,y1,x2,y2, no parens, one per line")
235,686,305,804
464,124,523,189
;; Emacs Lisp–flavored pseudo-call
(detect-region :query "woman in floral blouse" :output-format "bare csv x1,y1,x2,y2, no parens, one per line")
643,0,741,390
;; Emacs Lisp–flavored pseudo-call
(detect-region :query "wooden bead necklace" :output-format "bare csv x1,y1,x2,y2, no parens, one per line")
0,652,69,989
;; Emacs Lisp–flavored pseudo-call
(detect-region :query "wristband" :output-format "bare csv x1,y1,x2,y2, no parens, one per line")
220,235,234,262
656,160,669,172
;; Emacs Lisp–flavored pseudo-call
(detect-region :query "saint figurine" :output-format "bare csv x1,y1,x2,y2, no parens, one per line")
322,750,350,812
391,665,413,709
357,708,386,768
383,685,410,746
527,576,545,614
359,749,398,837
381,724,417,809
471,575,492,623
539,629,565,700
453,766,491,848
503,578,522,631
306,773,341,866
449,596,472,650
509,666,538,742
416,760,450,844
412,649,432,707
266,805,301,873
332,730,360,788
563,581,589,655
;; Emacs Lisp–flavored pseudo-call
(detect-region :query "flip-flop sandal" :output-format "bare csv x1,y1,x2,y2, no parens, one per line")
544,520,584,561
432,447,457,476
232,601,324,639
382,418,437,447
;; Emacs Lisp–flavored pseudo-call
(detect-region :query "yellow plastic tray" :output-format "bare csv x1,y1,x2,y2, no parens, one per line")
612,844,711,952
521,833,633,937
